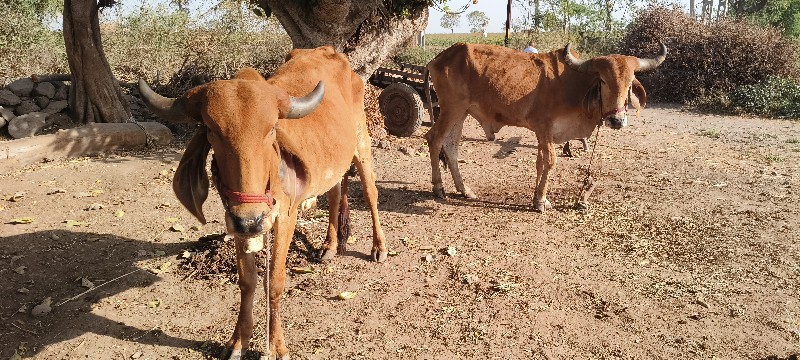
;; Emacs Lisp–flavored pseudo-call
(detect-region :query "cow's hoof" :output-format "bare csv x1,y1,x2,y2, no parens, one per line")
462,188,477,199
260,353,290,360
433,186,446,199
533,198,552,212
319,248,337,262
372,248,388,263
221,348,243,360
574,201,589,212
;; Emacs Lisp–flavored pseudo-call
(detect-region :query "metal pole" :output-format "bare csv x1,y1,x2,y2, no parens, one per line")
504,0,511,46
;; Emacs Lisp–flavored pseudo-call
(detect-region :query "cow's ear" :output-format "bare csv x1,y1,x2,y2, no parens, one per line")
182,84,209,121
582,81,601,118
631,78,648,115
173,126,211,224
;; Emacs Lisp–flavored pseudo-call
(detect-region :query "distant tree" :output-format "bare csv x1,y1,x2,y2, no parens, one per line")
440,11,461,33
731,0,800,38
514,0,542,32
467,10,489,33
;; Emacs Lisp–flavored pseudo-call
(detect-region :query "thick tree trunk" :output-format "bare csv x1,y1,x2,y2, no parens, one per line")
262,1,428,79
63,0,130,123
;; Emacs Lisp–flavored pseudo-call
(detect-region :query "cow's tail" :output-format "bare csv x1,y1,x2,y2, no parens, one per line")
336,164,356,255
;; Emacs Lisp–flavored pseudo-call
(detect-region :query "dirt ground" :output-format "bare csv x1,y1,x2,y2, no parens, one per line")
1,105,799,359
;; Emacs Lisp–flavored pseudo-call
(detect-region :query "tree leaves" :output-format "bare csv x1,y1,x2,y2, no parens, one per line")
337,291,357,300
9,217,34,224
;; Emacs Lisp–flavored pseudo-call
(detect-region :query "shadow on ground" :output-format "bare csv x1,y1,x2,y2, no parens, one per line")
0,230,199,358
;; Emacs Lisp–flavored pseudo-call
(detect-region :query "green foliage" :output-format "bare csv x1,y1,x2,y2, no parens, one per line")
621,6,800,103
699,128,722,139
766,154,786,162
2,0,62,18
729,76,800,118
733,0,800,38
393,46,443,66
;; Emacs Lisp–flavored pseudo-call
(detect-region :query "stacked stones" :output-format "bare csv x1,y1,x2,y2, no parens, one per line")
0,78,71,139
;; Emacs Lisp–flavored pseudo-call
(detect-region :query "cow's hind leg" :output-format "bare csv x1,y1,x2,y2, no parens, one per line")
353,142,388,263
425,108,468,199
533,133,557,212
222,236,261,359
442,119,476,199
264,208,297,359
319,182,343,261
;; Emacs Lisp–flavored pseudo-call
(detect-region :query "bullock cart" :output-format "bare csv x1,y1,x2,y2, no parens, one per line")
368,62,439,137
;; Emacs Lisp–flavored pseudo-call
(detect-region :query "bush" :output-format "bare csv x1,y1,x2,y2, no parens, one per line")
102,4,291,88
0,3,67,83
621,6,800,103
392,46,444,66
729,76,800,118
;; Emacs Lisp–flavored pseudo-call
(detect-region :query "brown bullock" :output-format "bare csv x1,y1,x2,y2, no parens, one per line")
425,43,666,211
139,46,387,359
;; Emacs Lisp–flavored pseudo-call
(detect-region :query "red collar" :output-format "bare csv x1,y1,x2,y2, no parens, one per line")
219,184,273,207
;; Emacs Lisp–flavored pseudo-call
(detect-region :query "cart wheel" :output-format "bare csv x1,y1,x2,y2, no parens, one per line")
378,83,423,137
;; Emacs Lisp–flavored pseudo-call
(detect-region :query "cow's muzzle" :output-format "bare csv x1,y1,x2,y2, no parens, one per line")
229,212,265,235
605,115,627,129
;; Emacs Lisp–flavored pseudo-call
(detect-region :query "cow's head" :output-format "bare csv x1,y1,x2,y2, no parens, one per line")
564,43,666,129
138,68,324,237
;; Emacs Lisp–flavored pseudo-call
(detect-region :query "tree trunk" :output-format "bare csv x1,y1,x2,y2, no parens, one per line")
63,0,131,124
0,122,172,173
504,0,511,46
534,0,540,32
261,1,428,79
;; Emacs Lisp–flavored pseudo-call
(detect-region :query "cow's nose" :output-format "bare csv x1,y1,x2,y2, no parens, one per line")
606,115,627,129
230,213,265,234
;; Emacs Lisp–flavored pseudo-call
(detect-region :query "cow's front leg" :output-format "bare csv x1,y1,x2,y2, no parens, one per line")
533,139,556,212
222,236,260,360
264,209,297,360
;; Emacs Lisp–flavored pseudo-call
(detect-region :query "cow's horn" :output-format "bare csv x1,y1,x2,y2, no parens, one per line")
637,42,668,72
285,81,325,119
137,79,193,123
564,43,592,73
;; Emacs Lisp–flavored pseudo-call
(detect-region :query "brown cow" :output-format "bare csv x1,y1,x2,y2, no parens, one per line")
139,46,387,359
425,42,666,211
